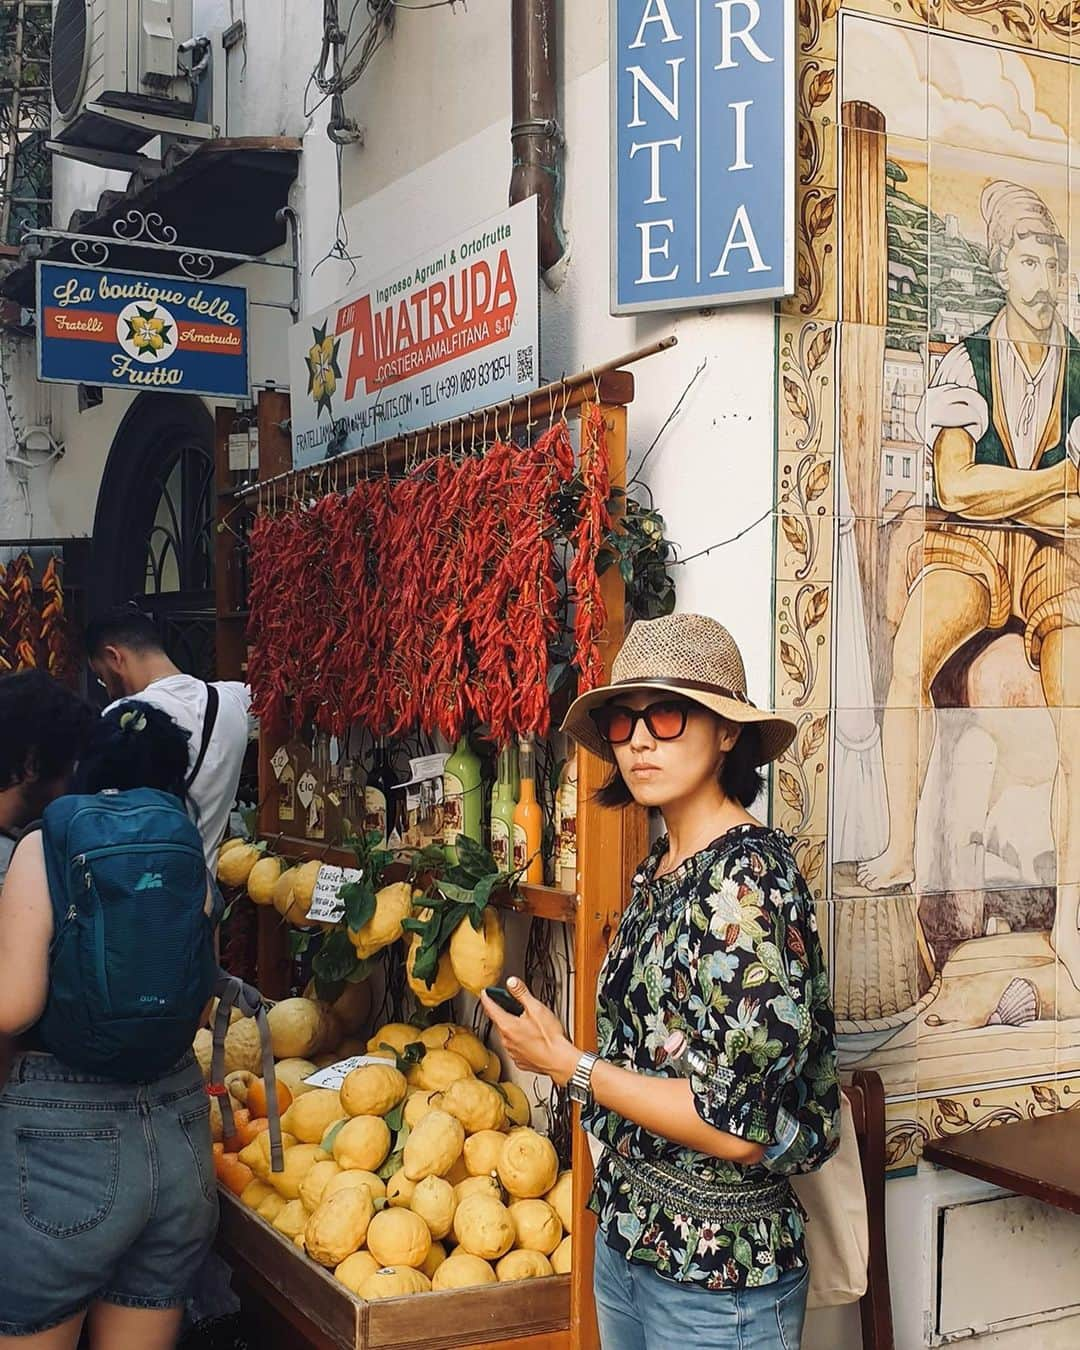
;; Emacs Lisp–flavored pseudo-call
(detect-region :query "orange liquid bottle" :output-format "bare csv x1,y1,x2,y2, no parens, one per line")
512,735,544,884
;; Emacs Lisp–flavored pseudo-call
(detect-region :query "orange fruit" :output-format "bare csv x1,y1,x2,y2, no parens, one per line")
222,1107,252,1151
247,1076,293,1121
217,1151,255,1197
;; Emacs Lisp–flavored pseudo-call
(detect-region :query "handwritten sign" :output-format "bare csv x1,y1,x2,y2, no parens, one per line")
610,0,795,312
36,261,249,398
304,864,363,925
303,1052,395,1091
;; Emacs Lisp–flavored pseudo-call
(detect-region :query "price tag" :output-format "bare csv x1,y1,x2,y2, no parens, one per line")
303,1052,394,1090
247,426,260,470
270,746,289,780
304,864,362,924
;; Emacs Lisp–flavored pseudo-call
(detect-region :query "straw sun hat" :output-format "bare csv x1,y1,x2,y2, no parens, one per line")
561,613,797,765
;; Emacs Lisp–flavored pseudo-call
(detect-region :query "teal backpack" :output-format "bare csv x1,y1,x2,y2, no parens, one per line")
38,787,219,1082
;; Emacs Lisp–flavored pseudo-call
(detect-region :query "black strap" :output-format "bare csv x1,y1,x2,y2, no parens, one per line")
185,683,219,792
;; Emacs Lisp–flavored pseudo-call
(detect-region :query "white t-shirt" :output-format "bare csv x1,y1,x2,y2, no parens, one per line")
106,676,253,868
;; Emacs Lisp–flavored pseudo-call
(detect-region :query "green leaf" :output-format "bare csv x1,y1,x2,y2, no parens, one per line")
321,1118,349,1155
342,880,377,935
436,880,475,904
288,930,312,959
312,929,360,986
455,835,498,881
618,557,634,584
346,957,376,983
384,1103,405,1133
412,843,450,876
376,1123,411,1180
471,872,501,911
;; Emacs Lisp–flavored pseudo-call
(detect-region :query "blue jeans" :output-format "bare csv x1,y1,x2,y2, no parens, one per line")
0,1051,217,1337
593,1229,809,1350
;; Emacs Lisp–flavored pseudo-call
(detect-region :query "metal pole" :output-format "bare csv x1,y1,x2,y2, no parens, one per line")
231,334,679,503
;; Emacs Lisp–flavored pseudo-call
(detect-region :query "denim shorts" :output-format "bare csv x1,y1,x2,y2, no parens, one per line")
594,1228,809,1350
0,1050,218,1337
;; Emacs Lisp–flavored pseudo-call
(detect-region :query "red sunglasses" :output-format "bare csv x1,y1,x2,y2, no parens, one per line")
589,698,692,746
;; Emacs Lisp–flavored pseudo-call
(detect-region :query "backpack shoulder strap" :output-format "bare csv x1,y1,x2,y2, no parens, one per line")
185,683,220,793
210,973,284,1173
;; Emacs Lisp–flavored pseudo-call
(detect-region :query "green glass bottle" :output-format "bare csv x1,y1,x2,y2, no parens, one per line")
489,743,519,872
443,734,482,861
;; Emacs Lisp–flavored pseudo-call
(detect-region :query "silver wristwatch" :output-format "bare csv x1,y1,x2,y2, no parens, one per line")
567,1052,599,1105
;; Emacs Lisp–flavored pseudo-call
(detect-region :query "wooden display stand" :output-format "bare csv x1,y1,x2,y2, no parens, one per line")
213,372,650,1350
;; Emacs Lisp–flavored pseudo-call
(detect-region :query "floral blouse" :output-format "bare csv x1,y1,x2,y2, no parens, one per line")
583,824,840,1290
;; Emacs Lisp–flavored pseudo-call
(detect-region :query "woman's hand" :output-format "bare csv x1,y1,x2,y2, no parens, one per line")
480,977,580,1086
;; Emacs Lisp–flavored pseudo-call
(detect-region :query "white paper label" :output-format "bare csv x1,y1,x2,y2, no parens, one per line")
247,426,259,470
398,753,449,788
302,1052,394,1090
270,746,289,780
296,770,316,809
304,864,363,924
228,431,250,470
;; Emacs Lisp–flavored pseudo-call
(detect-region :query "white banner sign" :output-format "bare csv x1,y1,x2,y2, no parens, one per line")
290,201,540,467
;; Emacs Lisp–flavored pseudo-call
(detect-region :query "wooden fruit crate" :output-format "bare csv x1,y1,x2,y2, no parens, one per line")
216,1191,571,1350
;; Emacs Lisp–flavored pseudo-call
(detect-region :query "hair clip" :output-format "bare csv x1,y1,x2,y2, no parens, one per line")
119,709,148,734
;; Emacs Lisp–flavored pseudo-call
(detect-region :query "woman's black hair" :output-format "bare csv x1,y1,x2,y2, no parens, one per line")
0,671,95,791
72,700,192,800
595,718,765,810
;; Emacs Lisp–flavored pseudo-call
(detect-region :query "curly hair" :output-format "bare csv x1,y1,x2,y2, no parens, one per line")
73,700,192,800
0,671,96,792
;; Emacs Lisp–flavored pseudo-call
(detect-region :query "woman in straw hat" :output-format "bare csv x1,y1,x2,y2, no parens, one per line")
482,614,839,1349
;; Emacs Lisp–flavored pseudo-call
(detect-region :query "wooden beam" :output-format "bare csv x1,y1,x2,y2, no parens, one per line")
570,402,649,1350
254,388,295,998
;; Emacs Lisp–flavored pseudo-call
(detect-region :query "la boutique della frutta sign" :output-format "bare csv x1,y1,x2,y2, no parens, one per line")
35,261,250,400
611,0,795,313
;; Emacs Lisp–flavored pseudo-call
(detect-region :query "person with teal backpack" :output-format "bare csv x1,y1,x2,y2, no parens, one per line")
0,701,228,1348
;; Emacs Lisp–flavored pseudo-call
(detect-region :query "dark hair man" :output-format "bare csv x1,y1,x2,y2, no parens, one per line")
85,607,253,868
0,670,95,884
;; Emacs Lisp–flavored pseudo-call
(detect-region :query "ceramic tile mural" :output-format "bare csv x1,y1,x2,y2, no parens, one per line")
776,0,1080,1171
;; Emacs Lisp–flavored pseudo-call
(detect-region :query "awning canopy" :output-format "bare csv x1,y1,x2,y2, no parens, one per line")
0,137,301,308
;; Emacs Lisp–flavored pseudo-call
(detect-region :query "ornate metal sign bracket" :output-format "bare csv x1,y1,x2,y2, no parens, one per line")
23,205,303,320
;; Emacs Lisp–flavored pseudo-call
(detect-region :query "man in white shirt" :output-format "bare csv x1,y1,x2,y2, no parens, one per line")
85,608,253,869
858,179,1080,990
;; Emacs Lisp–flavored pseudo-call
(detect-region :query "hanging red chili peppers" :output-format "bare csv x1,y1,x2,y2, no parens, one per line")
0,553,76,680
568,406,611,695
246,418,610,742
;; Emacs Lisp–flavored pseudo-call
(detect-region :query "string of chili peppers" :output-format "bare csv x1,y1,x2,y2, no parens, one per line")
246,418,611,742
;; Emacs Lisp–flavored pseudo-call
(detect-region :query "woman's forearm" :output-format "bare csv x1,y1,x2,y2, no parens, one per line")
589,1059,766,1165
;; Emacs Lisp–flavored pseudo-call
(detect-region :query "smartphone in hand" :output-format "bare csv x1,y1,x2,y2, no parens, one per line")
485,985,525,1017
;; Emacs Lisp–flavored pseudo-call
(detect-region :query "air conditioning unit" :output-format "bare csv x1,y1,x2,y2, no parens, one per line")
51,0,198,155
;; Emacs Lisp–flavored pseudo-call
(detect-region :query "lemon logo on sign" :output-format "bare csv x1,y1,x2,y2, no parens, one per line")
117,301,176,364
305,321,342,418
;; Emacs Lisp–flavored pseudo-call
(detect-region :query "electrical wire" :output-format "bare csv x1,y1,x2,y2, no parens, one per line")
305,0,465,278
670,507,773,566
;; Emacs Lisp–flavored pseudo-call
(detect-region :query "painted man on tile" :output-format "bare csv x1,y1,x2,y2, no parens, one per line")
859,179,1080,988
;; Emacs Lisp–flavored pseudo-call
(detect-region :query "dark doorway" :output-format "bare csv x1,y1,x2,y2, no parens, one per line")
91,394,216,679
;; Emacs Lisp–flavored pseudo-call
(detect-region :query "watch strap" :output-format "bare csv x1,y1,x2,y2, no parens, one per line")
569,1051,599,1103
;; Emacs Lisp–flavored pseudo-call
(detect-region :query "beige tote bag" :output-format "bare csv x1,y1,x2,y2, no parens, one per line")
792,1093,869,1308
